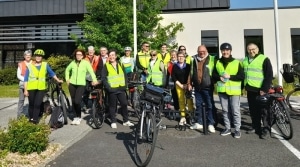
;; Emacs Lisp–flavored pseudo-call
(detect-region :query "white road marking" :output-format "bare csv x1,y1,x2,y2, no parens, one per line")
272,128,300,159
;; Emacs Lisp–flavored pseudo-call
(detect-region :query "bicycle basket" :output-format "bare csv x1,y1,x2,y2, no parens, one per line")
282,64,294,83
141,84,164,104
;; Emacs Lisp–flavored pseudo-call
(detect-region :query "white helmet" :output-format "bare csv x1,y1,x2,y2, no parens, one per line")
124,46,132,51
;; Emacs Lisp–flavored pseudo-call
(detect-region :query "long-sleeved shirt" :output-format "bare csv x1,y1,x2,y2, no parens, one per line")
171,62,191,85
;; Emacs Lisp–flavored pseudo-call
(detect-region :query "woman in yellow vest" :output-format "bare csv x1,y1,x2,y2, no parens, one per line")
102,49,134,129
212,43,244,138
24,49,63,124
146,50,166,87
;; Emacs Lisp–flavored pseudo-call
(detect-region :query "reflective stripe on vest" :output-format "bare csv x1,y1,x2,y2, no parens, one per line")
147,60,163,86
138,51,151,69
85,55,100,72
120,57,133,74
106,63,125,88
27,62,47,90
242,54,267,88
216,60,241,95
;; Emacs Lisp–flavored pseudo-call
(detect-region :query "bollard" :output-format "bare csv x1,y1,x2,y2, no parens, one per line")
202,102,208,135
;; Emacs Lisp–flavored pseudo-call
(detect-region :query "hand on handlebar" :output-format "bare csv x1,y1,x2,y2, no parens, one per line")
92,81,99,86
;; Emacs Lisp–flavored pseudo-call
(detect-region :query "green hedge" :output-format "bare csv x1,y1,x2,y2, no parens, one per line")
0,67,18,85
47,55,72,79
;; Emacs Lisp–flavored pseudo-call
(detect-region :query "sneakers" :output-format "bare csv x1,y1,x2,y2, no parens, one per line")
260,128,269,139
111,123,117,129
123,121,134,127
221,129,231,136
71,117,81,125
234,130,241,139
208,125,215,133
190,123,203,130
179,117,186,126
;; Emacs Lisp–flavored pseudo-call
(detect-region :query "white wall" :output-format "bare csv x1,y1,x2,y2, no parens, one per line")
161,7,300,74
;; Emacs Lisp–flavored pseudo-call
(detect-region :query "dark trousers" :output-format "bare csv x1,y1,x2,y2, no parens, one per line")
247,91,271,132
171,87,179,110
108,91,128,123
28,90,46,122
69,84,85,118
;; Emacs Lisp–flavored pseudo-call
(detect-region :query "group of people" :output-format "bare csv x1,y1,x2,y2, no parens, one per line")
17,41,273,139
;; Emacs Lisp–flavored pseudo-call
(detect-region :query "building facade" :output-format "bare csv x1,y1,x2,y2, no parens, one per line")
0,0,228,68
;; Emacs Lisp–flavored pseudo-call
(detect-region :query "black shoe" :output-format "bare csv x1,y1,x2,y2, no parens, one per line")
260,128,269,139
246,128,255,134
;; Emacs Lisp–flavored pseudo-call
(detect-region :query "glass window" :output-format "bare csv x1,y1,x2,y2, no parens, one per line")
244,29,264,56
201,30,219,57
291,28,300,70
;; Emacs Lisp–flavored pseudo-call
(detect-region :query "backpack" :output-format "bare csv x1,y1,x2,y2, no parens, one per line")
49,106,64,129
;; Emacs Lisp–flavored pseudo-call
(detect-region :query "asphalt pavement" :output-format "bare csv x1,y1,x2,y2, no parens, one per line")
1,96,300,167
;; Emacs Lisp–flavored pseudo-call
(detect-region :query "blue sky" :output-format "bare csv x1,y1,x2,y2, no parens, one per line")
230,0,300,9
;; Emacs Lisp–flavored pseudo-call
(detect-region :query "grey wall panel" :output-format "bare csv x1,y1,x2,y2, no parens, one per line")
204,0,212,8
220,0,230,7
59,0,66,14
189,0,197,8
30,0,37,16
19,1,26,16
212,0,220,8
65,0,72,14
8,2,14,16
36,0,43,15
167,0,175,9
53,0,60,14
197,0,204,8
182,0,189,9
47,0,54,15
78,0,85,13
72,0,78,14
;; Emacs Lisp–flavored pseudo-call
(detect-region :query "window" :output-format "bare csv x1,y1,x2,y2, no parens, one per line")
291,28,300,69
201,30,219,57
244,29,264,55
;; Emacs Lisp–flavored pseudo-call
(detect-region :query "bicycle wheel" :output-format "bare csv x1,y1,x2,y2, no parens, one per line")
60,93,68,124
274,100,293,140
132,90,141,119
92,99,105,129
134,113,157,167
286,88,300,113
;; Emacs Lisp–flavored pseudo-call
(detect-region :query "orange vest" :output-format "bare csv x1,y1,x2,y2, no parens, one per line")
85,55,101,72
18,61,29,76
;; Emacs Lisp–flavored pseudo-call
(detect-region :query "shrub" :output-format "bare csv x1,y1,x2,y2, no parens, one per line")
0,67,18,85
47,55,72,79
0,116,51,154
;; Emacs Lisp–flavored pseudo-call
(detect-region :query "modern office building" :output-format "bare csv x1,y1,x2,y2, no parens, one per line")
0,0,229,68
1,0,299,75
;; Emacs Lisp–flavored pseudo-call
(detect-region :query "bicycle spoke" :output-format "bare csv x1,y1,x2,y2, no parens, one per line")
274,101,293,140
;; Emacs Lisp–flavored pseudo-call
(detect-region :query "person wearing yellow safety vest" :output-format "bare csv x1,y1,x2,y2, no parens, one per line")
171,51,193,125
136,42,151,82
65,49,98,125
146,50,166,87
24,49,63,124
157,43,171,67
242,43,273,139
190,45,217,133
212,43,244,138
120,46,135,106
17,50,32,118
102,49,134,129
178,45,192,65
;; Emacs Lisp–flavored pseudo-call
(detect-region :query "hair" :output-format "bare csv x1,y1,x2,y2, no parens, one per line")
177,51,185,57
100,46,107,51
178,45,186,52
72,49,86,59
108,49,117,56
161,43,168,47
88,46,94,50
150,50,157,56
170,50,177,55
23,50,32,56
141,41,149,46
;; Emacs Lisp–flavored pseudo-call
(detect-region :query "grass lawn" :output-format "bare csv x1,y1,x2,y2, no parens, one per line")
0,84,70,98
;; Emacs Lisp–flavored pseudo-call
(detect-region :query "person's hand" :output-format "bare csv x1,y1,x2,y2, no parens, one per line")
92,81,98,86
57,79,63,83
24,90,29,97
223,73,230,79
260,90,266,96
220,76,225,82
182,84,187,90
144,70,148,75
188,84,192,91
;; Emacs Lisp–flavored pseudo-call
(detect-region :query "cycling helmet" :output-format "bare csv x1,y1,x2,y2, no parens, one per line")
124,46,132,51
256,94,270,105
220,43,232,50
34,49,45,56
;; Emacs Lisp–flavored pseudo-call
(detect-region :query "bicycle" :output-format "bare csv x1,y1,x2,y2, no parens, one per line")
50,81,71,124
128,81,145,119
89,82,106,129
257,85,293,140
133,83,166,167
281,63,300,113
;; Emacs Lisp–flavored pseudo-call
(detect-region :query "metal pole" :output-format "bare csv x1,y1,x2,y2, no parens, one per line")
133,0,138,61
273,0,282,86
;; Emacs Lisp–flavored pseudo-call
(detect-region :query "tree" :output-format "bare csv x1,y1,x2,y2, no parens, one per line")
75,0,184,54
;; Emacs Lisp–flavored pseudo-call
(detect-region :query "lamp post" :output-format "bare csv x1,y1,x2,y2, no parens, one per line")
133,0,137,61
273,0,282,85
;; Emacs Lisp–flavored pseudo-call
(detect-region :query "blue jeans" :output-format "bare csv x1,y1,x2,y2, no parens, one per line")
195,89,214,125
140,73,147,82
219,93,241,131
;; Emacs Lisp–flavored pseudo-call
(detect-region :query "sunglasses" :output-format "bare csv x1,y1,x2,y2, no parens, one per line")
151,54,157,56
179,48,186,51
144,45,150,47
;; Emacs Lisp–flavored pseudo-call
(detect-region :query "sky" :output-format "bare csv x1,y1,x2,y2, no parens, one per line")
230,0,300,9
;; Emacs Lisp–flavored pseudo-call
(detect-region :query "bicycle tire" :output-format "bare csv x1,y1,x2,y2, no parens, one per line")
60,93,68,125
134,113,157,167
132,90,141,119
286,88,300,113
92,99,105,129
274,100,293,140
51,90,71,110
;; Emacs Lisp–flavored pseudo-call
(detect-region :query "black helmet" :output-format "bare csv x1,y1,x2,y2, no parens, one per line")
220,43,232,50
256,94,270,105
